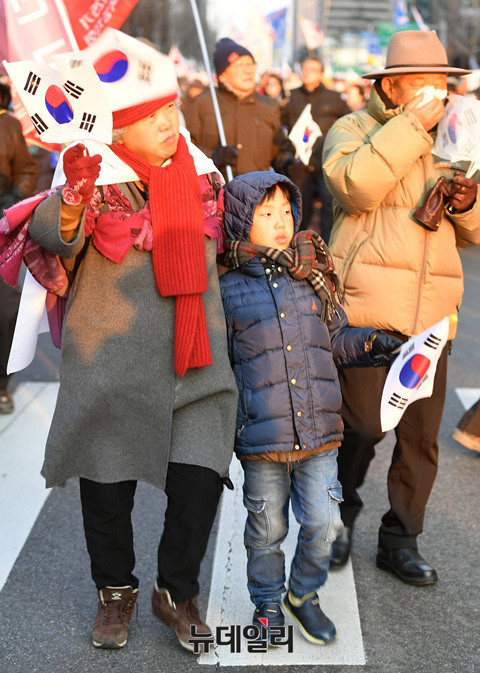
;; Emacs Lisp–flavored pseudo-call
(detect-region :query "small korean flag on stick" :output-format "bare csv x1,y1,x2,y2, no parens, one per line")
288,103,322,166
432,94,480,178
380,316,454,432
3,59,112,144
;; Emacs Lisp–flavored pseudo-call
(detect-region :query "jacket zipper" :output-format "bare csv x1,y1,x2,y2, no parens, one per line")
412,227,429,334
237,375,249,438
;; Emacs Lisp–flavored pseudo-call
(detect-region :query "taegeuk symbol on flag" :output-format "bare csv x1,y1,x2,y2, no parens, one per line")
380,316,454,432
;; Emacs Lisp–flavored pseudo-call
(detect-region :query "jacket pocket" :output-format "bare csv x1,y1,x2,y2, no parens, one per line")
325,482,344,543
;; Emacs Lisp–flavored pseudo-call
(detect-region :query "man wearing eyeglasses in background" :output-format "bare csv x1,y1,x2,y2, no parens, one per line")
183,38,294,180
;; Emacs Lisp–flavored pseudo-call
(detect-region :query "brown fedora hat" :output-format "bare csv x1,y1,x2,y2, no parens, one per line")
364,30,471,79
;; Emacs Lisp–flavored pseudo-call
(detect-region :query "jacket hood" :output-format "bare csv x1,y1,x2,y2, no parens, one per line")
223,171,303,241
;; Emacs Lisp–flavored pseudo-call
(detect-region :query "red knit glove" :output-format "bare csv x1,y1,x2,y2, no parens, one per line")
63,143,102,202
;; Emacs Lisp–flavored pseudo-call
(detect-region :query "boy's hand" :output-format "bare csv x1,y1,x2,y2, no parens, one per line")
365,332,403,367
63,143,102,202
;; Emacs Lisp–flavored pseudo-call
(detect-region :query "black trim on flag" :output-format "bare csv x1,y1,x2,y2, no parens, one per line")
25,72,41,95
79,112,96,132
138,60,152,83
64,80,85,99
31,113,48,134
388,392,408,409
424,334,442,349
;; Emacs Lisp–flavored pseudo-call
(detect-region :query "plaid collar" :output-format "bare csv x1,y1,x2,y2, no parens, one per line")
224,230,342,322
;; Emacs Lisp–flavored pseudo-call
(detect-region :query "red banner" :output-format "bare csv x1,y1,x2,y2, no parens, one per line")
65,0,139,48
0,0,76,63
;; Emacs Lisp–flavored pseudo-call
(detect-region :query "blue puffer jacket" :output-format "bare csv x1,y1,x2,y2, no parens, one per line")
220,171,374,457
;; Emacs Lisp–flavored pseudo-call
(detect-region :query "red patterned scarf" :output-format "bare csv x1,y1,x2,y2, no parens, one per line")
224,230,342,323
111,134,212,376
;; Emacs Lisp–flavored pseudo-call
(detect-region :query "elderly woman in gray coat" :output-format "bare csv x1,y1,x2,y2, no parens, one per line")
24,61,238,652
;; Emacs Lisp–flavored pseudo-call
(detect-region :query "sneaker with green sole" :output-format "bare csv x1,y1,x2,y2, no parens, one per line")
283,590,336,645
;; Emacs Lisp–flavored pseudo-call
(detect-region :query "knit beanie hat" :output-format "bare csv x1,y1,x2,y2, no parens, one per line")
214,38,255,76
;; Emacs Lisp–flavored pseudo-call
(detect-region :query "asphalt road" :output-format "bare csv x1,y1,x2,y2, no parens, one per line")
1,246,479,673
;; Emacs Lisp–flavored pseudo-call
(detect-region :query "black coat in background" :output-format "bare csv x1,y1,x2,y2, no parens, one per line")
282,83,350,241
183,82,294,180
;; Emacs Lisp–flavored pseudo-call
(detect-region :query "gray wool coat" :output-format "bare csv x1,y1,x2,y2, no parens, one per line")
28,183,238,490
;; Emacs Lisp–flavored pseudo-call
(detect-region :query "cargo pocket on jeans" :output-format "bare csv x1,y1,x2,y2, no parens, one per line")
243,493,269,546
325,483,343,543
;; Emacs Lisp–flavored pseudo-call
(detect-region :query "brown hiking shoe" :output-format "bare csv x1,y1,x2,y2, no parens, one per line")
91,586,138,649
0,388,14,414
151,583,213,652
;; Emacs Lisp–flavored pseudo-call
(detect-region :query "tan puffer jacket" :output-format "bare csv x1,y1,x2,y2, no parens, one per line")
323,85,480,339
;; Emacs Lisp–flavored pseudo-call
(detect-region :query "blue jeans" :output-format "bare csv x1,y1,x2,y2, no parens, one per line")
241,450,343,607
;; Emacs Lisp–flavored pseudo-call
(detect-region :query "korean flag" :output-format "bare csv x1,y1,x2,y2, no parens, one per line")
380,316,452,432
288,104,322,166
3,58,112,144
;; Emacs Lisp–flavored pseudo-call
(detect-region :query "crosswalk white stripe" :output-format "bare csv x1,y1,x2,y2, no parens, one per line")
0,382,59,591
1,380,476,656
198,386,480,665
199,459,365,666
454,387,480,411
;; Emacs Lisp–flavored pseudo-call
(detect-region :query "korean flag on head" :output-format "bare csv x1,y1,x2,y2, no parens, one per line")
3,59,112,144
56,28,179,114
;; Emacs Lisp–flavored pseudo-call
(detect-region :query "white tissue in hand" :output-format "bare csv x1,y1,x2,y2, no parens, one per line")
415,86,447,106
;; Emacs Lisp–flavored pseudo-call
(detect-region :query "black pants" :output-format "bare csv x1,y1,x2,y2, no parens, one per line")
289,163,334,243
0,279,21,389
337,344,448,550
80,462,223,602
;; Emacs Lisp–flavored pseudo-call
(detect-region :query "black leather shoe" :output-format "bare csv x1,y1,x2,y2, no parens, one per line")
376,548,438,585
329,526,352,569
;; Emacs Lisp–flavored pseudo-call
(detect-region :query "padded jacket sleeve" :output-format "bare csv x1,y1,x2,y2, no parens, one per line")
322,110,432,216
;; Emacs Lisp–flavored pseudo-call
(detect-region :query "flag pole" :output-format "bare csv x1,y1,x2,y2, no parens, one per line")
188,0,233,182
52,0,80,50
322,0,331,38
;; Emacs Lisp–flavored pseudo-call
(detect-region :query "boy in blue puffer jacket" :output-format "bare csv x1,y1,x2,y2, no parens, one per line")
219,171,400,646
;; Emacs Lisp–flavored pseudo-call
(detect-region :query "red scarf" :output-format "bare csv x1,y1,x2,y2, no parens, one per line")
110,135,212,376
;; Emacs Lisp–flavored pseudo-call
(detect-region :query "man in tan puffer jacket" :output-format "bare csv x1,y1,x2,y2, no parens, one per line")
322,30,480,585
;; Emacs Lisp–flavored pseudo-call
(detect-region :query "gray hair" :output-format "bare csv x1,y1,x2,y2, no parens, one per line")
111,126,127,144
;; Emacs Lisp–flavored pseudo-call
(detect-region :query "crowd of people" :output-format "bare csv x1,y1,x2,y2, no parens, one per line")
180,50,368,242
0,82,38,414
1,25,480,658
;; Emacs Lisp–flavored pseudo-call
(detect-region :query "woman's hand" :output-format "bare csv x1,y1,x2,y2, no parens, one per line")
63,143,102,202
